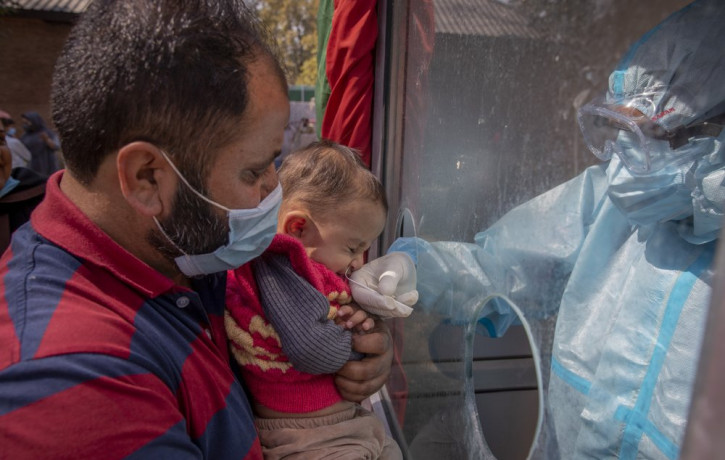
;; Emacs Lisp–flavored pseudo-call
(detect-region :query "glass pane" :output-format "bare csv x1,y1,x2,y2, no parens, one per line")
378,1,694,458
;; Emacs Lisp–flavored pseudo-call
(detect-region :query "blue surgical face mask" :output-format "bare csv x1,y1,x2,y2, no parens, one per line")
6,127,16,137
154,150,282,277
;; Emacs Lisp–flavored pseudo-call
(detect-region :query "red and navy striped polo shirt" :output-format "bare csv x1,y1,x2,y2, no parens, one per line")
0,172,262,459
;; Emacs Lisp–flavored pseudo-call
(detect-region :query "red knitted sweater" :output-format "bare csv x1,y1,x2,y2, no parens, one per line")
225,234,352,413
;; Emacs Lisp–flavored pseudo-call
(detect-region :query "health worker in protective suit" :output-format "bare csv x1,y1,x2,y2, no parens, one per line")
350,0,725,458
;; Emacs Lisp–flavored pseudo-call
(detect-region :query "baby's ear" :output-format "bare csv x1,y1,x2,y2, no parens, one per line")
280,211,310,238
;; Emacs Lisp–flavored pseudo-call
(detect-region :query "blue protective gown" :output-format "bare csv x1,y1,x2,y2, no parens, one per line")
392,160,716,458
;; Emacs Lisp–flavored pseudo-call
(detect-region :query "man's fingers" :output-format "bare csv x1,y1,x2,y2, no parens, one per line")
351,320,392,356
334,370,385,403
335,361,390,402
335,319,393,402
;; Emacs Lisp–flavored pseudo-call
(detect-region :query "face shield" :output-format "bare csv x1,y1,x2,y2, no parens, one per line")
578,93,725,176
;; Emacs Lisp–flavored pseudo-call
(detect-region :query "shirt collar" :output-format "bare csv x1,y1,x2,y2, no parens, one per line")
31,171,178,298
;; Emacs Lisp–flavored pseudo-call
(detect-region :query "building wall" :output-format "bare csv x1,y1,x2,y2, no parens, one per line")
0,16,73,129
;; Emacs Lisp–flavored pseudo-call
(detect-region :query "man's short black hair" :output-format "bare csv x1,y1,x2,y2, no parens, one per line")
52,0,287,187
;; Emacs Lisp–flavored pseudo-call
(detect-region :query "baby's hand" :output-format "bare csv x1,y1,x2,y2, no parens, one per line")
336,304,375,332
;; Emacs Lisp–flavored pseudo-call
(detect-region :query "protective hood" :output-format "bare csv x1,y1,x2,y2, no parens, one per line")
607,0,725,131
603,0,725,242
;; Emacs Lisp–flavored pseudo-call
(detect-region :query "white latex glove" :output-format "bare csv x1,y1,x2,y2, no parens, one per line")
348,252,418,318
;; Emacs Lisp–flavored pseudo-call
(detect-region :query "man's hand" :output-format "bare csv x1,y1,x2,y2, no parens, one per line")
334,318,393,402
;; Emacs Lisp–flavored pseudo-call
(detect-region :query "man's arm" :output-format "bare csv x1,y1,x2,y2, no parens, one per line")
335,318,393,402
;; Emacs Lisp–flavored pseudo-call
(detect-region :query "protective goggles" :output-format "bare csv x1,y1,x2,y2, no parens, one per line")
577,99,724,175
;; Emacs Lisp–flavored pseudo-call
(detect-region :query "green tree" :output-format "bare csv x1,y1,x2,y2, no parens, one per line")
249,0,319,86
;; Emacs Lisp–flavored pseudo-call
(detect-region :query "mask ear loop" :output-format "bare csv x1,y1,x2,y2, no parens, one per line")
153,216,189,256
158,149,233,213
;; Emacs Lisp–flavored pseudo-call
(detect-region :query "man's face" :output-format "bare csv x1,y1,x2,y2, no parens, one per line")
204,58,289,211
152,180,229,258
152,57,290,259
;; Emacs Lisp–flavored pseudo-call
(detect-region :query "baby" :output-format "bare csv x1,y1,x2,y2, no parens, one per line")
225,139,403,459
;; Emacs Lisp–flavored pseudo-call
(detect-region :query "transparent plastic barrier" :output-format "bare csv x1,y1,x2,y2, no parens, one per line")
377,1,693,458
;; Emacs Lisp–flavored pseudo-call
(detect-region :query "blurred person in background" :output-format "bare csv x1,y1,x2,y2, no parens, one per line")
20,111,61,177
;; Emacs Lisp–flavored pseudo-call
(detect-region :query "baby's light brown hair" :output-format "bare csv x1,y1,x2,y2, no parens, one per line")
278,139,388,222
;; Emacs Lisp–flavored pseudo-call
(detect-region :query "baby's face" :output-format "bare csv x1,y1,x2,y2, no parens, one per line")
306,199,386,275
